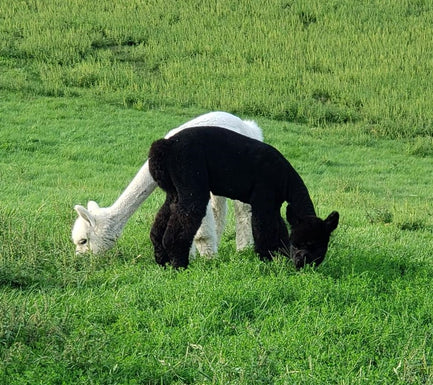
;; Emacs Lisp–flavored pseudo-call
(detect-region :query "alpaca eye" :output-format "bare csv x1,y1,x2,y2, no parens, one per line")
79,239,87,245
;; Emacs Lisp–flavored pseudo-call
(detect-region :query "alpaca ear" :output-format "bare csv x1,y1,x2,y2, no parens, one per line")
325,211,339,233
74,205,96,227
87,201,100,211
286,204,302,226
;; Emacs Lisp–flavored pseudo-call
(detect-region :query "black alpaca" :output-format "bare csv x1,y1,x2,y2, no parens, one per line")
148,126,339,269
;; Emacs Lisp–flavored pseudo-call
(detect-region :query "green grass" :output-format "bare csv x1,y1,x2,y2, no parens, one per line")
1,92,433,384
1,0,433,136
1,1,433,383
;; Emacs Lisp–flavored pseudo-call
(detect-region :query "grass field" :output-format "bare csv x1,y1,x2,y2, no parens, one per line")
2,0,433,137
1,92,433,384
1,1,433,384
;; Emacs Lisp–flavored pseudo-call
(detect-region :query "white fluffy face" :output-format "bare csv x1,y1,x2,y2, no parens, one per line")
72,202,116,255
72,216,92,254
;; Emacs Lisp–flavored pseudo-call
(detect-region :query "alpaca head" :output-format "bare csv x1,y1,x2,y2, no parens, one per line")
286,208,339,269
72,201,117,254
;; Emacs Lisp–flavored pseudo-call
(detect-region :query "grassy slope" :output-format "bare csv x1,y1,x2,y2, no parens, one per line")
1,93,433,384
1,0,433,136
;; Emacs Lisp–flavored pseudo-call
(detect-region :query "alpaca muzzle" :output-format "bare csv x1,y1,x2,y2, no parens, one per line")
291,249,310,270
290,245,326,269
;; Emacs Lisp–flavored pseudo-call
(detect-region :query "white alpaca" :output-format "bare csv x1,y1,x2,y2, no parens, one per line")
72,111,263,256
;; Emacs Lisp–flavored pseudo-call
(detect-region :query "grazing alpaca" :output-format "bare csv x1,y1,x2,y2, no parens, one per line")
148,126,339,269
72,112,263,255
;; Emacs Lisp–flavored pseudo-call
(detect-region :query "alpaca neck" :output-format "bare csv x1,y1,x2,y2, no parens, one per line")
286,166,316,217
108,160,157,233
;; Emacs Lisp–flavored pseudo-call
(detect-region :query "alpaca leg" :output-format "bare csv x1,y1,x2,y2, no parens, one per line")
150,194,174,266
233,200,254,251
189,241,197,259
251,203,289,261
163,199,209,268
277,215,290,257
211,194,227,247
193,201,218,257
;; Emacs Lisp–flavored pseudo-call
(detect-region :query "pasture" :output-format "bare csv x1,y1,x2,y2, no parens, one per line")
1,0,433,384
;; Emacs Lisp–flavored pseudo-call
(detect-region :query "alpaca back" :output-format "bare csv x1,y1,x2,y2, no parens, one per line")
149,126,316,218
166,111,263,142
240,120,263,141
149,126,289,203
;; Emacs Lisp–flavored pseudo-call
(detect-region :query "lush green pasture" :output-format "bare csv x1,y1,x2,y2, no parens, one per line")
1,92,433,384
1,0,433,136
